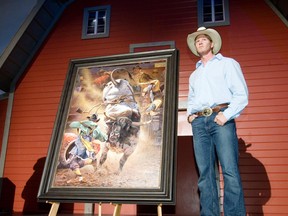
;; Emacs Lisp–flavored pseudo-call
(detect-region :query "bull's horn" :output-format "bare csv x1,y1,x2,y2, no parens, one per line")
110,68,133,86
110,68,122,86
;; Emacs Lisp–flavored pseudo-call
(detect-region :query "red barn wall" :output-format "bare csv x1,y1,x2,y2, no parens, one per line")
2,0,288,215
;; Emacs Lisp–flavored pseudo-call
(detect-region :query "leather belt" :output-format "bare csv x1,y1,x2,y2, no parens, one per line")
195,103,229,117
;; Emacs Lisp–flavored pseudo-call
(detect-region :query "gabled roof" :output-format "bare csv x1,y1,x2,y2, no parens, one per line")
0,0,74,94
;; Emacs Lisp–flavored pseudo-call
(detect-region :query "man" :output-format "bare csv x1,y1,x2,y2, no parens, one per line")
68,113,107,181
186,27,248,216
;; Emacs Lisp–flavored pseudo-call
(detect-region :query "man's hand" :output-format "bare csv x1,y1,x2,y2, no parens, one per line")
214,112,227,126
187,114,198,123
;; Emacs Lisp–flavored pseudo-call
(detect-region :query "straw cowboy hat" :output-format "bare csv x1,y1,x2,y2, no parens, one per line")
187,26,222,56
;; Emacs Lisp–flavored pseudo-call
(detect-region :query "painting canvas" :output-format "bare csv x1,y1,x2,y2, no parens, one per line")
38,49,178,204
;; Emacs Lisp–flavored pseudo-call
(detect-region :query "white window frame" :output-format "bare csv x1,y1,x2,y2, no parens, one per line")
82,5,111,39
198,0,230,27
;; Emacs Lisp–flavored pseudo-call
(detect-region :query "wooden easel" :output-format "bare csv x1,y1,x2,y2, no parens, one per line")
112,204,122,216
48,202,163,216
157,203,163,216
47,202,60,216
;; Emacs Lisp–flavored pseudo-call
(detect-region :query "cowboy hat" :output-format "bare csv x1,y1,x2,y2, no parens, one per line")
187,26,222,56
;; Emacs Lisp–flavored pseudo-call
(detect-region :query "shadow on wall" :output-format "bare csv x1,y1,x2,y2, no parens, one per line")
21,157,74,214
238,138,271,216
137,136,200,216
0,177,15,215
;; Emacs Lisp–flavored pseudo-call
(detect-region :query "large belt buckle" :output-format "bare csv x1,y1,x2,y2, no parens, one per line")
202,107,213,117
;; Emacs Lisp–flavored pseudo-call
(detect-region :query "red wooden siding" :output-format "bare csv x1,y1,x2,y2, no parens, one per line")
2,0,288,215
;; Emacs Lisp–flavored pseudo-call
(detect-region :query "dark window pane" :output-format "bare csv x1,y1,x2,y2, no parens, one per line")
97,25,105,33
203,1,212,22
215,13,224,21
98,10,106,19
215,4,224,21
87,12,96,34
215,5,223,13
87,26,95,34
204,6,212,14
214,0,223,5
204,15,212,22
97,10,106,33
203,0,212,6
203,0,213,22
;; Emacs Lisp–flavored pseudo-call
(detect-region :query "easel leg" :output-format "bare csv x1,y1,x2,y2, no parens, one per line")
112,204,122,216
157,204,162,216
98,202,102,216
47,202,60,216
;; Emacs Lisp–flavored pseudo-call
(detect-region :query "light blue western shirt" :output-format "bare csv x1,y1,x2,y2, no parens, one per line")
187,53,248,121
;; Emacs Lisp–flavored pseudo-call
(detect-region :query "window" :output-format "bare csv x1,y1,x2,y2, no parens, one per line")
198,0,230,27
82,5,111,39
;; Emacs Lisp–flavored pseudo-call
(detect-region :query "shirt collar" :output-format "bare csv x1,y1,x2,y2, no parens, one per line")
196,53,223,68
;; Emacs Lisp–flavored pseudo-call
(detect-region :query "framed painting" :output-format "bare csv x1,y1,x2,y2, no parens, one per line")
38,49,179,204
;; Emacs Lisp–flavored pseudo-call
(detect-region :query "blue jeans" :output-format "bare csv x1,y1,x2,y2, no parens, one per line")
191,112,246,216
